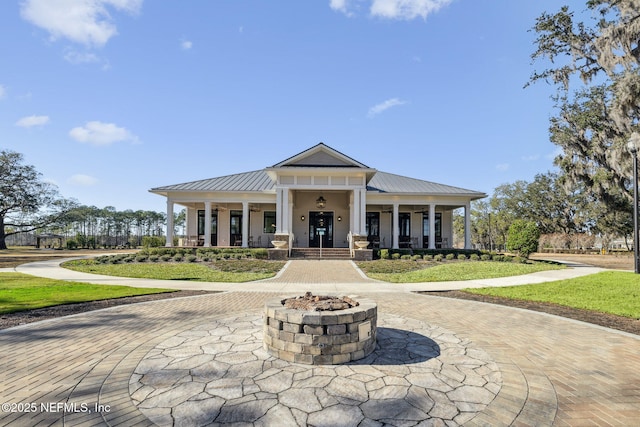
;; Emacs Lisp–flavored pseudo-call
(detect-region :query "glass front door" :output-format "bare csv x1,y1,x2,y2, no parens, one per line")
309,212,333,248
422,212,441,248
230,210,243,246
197,210,218,246
366,212,380,247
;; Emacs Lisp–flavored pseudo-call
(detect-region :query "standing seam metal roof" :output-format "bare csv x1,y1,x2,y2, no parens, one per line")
151,170,275,192
151,169,485,197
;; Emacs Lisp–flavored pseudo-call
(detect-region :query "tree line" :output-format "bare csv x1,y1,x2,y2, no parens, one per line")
459,171,630,252
0,149,184,250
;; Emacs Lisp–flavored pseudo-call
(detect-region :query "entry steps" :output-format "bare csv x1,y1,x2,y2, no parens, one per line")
289,248,353,259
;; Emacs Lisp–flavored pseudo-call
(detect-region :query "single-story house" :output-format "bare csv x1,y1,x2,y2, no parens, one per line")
150,143,486,254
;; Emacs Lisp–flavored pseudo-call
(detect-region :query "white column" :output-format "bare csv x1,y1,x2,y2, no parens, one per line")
392,203,399,249
358,189,367,236
276,188,283,233
276,187,289,234
429,204,436,249
465,201,472,249
352,189,361,235
204,201,212,247
165,200,174,247
242,201,249,247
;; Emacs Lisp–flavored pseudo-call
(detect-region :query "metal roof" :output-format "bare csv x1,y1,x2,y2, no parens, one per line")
367,171,486,197
150,170,275,193
151,168,485,198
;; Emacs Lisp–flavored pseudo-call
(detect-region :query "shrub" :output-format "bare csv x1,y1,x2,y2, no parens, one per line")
392,253,401,260
445,253,455,261
423,254,433,261
512,256,527,264
149,255,159,262
434,254,444,262
173,254,184,262
65,239,78,250
480,254,491,261
135,254,148,262
492,255,504,262
185,254,198,262
142,236,165,248
506,219,540,259
411,255,421,261
160,254,172,262
400,255,412,260
380,249,390,259
470,253,480,261
457,254,467,261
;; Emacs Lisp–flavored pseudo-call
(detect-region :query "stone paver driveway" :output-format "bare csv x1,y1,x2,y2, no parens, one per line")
0,260,639,425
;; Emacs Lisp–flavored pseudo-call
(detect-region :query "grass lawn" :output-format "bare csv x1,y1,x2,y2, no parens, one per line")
357,261,565,283
63,259,286,282
464,271,640,319
0,272,174,314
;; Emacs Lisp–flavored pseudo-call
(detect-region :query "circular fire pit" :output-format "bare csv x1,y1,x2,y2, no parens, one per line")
263,293,377,365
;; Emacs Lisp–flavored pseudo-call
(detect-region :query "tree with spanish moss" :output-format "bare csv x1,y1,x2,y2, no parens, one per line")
530,1,640,215
0,150,77,250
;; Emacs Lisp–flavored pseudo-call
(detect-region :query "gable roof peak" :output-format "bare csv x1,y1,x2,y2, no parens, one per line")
271,142,371,169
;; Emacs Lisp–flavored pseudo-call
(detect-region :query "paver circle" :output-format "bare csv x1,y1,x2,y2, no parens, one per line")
130,312,502,426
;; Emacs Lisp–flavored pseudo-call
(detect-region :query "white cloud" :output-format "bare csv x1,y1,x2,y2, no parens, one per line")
68,174,98,186
181,39,193,50
20,0,143,47
370,0,453,20
367,98,407,118
330,0,350,14
15,115,50,127
496,163,510,171
69,121,139,146
522,154,540,162
63,49,101,64
330,0,453,20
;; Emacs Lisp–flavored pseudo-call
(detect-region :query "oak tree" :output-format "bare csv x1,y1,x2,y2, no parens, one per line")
0,150,76,249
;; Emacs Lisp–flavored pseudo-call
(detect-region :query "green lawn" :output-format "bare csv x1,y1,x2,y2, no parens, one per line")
63,259,286,282
0,272,173,314
358,261,565,283
464,271,640,319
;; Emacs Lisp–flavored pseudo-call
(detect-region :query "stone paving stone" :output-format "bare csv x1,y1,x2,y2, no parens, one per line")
130,312,501,425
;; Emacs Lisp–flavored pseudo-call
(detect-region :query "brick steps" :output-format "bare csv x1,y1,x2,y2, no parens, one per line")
290,248,353,259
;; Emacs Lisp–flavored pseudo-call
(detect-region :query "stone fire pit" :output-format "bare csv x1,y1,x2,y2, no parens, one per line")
264,293,377,365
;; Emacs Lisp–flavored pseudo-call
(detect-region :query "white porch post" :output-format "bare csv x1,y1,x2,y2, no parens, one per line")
352,188,366,235
204,201,212,247
358,189,367,235
465,201,472,249
242,201,249,247
429,203,436,249
276,187,289,234
165,200,174,247
392,203,399,249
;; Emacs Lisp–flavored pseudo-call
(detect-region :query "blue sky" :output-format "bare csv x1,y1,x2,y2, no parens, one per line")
1,0,588,213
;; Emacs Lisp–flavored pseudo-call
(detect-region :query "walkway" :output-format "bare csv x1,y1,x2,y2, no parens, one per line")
0,259,638,426
13,257,605,293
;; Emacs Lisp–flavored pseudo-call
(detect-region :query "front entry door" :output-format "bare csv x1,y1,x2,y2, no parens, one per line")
309,212,333,248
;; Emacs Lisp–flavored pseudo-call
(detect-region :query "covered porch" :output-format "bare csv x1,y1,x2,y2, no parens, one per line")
164,192,472,252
